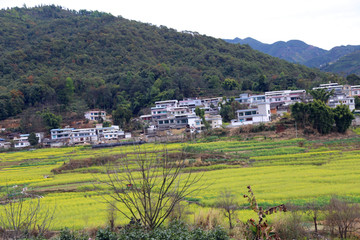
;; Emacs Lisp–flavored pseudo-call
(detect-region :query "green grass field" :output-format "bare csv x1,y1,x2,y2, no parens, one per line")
1,137,360,229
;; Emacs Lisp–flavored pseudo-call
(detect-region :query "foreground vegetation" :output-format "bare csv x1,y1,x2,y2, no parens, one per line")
1,134,360,238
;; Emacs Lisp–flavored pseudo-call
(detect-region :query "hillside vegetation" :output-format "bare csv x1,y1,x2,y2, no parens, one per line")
0,5,330,121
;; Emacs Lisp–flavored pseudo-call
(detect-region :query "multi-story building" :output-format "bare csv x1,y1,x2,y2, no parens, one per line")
51,128,75,141
235,93,267,106
231,103,271,126
265,90,306,106
84,110,107,121
350,85,360,97
70,128,98,144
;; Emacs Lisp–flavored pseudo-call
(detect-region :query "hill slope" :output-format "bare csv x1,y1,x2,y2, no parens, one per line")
0,6,329,123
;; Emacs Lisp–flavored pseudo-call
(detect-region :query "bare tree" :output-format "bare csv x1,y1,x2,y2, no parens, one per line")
0,186,56,240
325,197,360,239
305,200,322,234
96,146,202,230
216,189,239,229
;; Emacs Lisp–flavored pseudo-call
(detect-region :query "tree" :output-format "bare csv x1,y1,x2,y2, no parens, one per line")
0,185,56,239
96,147,202,230
354,96,360,109
325,197,360,239
308,100,334,134
333,104,354,133
216,189,239,229
40,111,62,132
112,105,132,128
309,89,334,103
28,132,39,146
195,107,210,130
222,78,239,90
291,102,310,128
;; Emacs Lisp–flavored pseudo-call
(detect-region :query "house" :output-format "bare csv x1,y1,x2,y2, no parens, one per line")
84,110,107,121
265,89,306,115
179,98,202,108
312,82,344,94
96,124,125,141
14,134,30,148
70,128,98,144
350,85,360,97
0,138,11,149
201,97,223,108
235,93,267,106
156,114,201,130
51,128,74,141
328,94,355,111
205,115,223,129
231,103,271,126
265,90,306,106
154,100,178,108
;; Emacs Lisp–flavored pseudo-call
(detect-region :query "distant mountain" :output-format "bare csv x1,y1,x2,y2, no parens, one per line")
225,38,360,75
321,50,360,76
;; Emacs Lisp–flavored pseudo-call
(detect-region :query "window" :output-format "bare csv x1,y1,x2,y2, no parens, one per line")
252,111,256,115
159,121,163,124
239,112,244,116
246,118,253,121
245,111,252,116
164,120,169,124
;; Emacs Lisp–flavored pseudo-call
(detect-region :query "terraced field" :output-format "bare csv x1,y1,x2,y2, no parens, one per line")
1,136,360,229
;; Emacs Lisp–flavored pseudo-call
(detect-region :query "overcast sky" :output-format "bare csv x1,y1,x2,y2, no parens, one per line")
1,0,360,50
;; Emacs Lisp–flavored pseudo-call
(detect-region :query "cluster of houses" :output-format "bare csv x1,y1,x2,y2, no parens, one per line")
1,82,359,149
140,82,359,130
0,110,131,149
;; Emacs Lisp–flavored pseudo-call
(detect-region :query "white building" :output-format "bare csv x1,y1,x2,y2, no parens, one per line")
350,85,360,97
265,90,306,106
154,100,178,108
84,110,107,121
231,103,271,126
179,98,202,108
205,115,223,129
96,125,125,140
51,128,74,141
328,94,355,111
70,128,98,144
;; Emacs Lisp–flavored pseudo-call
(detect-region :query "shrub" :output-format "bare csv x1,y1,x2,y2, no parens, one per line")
273,212,308,240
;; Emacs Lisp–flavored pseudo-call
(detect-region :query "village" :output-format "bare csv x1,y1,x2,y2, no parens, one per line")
0,82,359,150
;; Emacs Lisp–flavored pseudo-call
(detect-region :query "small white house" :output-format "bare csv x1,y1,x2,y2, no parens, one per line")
232,103,271,126
205,115,223,129
84,110,107,121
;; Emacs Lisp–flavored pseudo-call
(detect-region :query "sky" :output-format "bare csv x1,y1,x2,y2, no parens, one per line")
1,0,360,50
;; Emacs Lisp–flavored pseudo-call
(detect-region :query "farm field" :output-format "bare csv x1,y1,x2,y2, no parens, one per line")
1,136,360,229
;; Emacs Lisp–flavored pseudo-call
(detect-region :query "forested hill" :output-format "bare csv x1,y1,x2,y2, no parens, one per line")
0,5,330,121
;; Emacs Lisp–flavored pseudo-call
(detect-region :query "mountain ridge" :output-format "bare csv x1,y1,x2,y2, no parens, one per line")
225,37,360,75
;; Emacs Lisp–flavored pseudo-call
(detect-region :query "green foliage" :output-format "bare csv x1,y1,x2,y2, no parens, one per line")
112,105,131,128
40,111,62,132
355,96,360,109
333,104,355,133
222,78,239,90
308,100,334,134
291,100,336,134
28,132,39,146
309,89,334,103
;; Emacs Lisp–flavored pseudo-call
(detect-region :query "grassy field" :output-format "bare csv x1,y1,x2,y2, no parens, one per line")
1,136,360,229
